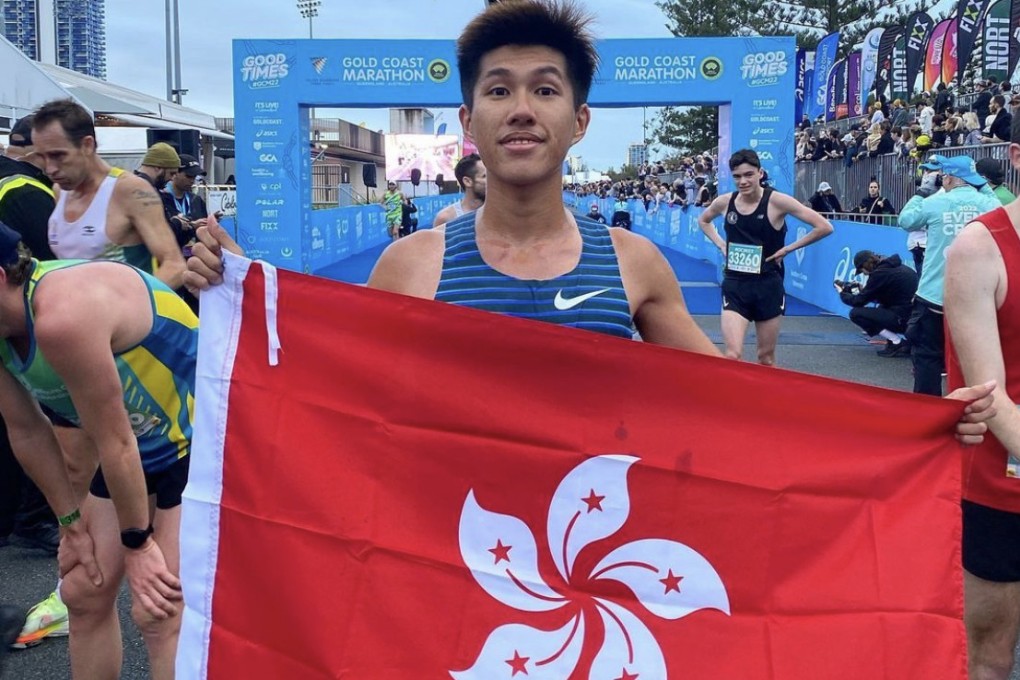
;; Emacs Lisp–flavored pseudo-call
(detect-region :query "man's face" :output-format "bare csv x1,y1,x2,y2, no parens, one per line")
459,45,590,189
589,204,598,214
387,182,396,192
991,99,1001,113
731,163,762,194
464,162,487,200
173,170,196,192
869,182,879,197
31,121,94,190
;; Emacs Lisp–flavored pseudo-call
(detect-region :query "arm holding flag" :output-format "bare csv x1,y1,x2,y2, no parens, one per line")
946,223,1015,451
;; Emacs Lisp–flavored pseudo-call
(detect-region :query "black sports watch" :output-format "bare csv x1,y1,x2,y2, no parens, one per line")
120,525,154,550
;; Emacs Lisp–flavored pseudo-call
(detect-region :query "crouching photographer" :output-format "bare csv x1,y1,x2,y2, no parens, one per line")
836,250,919,357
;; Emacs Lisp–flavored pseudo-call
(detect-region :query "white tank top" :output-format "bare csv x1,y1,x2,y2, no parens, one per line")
452,200,466,217
49,169,124,261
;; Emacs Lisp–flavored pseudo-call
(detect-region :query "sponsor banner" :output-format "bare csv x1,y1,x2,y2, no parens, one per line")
983,0,1010,84
892,33,910,101
875,26,903,100
233,38,793,271
180,247,966,679
943,19,959,86
1011,0,1020,81
825,58,842,121
795,49,807,122
847,51,862,118
809,32,840,121
860,28,884,103
905,11,935,98
925,19,953,91
957,0,994,83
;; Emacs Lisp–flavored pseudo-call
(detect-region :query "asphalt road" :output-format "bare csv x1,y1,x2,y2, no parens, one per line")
0,313,1015,679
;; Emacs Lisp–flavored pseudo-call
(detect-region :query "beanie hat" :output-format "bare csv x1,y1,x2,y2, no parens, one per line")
142,142,181,169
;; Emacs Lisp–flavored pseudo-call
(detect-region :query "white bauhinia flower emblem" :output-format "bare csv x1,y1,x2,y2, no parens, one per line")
451,455,730,679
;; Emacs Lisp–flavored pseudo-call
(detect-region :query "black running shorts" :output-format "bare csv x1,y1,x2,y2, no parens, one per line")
90,455,190,510
721,274,786,322
963,499,1020,582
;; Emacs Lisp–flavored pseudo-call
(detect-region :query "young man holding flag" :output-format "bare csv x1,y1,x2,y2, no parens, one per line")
184,3,992,432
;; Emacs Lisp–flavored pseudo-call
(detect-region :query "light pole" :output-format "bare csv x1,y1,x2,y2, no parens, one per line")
296,0,320,38
296,1,321,125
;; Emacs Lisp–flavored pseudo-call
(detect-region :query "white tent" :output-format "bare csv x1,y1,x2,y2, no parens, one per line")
1,34,232,177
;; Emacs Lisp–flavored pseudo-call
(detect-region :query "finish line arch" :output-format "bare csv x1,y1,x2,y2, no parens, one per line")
232,37,795,272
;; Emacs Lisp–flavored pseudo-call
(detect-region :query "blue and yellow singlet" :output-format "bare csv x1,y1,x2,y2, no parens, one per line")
0,260,197,472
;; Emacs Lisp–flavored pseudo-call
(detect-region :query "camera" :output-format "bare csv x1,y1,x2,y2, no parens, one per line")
834,279,860,294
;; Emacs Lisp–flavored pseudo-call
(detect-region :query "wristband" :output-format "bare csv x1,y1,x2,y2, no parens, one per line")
58,508,81,527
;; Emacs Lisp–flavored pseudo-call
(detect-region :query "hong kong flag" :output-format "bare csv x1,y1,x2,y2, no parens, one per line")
178,253,967,679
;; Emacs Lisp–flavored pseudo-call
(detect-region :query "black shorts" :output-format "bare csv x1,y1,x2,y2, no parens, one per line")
721,274,785,322
89,455,190,510
963,499,1020,582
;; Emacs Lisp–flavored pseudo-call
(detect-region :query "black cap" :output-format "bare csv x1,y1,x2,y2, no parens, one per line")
178,154,206,178
853,250,878,274
8,116,33,147
0,221,23,265
975,157,1005,185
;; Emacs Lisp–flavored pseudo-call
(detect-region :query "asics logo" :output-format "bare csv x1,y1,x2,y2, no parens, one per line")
553,288,611,310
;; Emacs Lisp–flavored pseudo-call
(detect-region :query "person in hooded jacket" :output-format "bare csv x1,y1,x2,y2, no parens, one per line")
838,250,919,357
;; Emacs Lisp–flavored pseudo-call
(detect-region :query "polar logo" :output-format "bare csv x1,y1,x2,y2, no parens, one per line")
241,53,289,89
741,51,788,87
259,153,279,163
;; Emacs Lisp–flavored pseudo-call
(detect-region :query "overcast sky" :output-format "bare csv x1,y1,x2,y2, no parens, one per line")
104,0,675,171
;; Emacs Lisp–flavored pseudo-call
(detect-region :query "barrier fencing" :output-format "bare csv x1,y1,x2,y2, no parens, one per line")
794,142,1014,211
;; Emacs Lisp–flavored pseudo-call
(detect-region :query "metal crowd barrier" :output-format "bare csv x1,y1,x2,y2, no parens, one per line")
794,142,1014,212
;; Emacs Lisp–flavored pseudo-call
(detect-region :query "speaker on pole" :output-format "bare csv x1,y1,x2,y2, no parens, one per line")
410,168,422,186
435,173,444,187
362,164,377,188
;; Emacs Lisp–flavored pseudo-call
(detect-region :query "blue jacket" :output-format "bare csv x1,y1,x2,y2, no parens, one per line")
898,184,999,307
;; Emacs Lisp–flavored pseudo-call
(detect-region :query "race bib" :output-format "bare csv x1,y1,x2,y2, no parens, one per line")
727,243,763,274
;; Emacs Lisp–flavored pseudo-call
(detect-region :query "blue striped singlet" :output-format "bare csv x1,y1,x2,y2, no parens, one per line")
435,215,634,338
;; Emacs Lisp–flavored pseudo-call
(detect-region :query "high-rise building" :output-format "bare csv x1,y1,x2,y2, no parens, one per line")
627,143,648,168
2,0,106,79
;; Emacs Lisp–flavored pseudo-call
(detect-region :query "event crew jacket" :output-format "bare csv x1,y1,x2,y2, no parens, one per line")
898,184,1000,309
946,207,1020,513
0,156,56,260
839,254,917,322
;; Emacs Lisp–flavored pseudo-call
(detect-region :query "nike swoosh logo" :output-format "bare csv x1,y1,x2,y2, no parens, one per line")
554,288,611,310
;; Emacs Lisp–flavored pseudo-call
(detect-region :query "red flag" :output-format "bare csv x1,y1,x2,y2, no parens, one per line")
179,254,967,679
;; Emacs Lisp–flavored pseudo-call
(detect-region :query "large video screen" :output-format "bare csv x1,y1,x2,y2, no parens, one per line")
385,134,460,182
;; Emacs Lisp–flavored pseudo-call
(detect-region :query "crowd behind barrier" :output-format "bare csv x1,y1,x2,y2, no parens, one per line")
564,192,916,320
795,143,1015,212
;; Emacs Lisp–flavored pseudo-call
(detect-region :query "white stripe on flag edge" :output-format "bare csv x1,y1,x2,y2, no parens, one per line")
176,251,253,680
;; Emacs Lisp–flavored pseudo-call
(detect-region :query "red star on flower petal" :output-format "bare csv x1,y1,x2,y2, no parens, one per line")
489,539,512,565
614,668,640,680
505,650,530,676
660,568,683,595
581,488,606,513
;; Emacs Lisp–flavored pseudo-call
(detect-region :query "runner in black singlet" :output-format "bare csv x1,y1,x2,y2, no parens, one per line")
698,149,834,365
